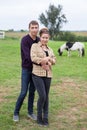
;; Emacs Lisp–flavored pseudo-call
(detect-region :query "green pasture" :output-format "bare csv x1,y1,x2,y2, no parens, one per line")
0,37,87,130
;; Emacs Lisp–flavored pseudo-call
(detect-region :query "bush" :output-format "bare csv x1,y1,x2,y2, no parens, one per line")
53,31,87,42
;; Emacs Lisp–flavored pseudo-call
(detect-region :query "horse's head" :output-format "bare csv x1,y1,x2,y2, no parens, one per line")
58,48,63,56
58,43,67,56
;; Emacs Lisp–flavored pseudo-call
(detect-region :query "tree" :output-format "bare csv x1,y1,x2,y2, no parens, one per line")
39,4,67,40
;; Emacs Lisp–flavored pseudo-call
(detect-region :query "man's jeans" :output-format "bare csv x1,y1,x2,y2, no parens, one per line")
32,74,51,119
14,68,35,115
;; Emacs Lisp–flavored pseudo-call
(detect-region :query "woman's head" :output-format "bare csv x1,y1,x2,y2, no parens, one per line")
39,28,50,45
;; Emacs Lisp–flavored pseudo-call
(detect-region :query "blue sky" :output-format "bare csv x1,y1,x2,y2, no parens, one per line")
0,0,87,31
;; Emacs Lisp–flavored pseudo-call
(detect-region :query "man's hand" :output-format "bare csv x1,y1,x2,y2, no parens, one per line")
40,57,50,65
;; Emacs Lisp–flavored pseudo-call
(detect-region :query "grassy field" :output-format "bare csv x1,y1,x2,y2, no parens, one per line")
0,35,87,130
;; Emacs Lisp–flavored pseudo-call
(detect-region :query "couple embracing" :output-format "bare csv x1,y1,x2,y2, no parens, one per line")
13,20,56,126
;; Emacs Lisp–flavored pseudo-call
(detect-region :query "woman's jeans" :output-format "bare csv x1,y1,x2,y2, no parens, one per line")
32,74,51,119
14,68,35,115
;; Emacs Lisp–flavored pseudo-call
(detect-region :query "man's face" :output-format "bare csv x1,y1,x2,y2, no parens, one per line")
29,24,39,36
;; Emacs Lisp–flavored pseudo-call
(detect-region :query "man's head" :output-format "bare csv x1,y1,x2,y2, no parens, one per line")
29,20,39,37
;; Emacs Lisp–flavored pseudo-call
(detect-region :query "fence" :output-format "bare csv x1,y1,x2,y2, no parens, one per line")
0,31,5,39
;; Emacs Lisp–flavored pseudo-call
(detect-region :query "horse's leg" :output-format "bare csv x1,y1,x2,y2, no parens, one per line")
79,49,82,57
68,51,70,56
78,50,80,57
80,49,82,57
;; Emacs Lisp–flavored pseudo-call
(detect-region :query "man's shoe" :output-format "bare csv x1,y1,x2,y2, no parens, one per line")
28,113,37,121
13,115,19,122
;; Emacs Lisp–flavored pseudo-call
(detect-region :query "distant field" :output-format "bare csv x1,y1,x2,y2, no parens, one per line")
5,31,28,39
5,31,87,39
71,31,87,37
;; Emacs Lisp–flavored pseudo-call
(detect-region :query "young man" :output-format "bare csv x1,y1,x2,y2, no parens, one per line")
13,20,39,122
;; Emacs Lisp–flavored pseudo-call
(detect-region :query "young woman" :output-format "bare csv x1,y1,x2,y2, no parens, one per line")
30,28,56,126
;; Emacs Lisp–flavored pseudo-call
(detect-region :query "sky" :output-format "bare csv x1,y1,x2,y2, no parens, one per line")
0,0,87,31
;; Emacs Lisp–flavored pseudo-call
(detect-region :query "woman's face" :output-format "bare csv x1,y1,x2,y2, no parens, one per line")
40,33,49,45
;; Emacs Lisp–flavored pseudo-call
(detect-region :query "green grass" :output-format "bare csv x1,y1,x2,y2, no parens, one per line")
0,37,87,130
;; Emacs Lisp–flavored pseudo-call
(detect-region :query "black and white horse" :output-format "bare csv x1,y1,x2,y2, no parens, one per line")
58,42,85,57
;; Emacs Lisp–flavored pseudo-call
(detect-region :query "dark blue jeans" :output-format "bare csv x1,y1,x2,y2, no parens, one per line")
32,74,51,119
14,68,35,115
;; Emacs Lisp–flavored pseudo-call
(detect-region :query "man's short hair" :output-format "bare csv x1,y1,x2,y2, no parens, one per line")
29,20,39,28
